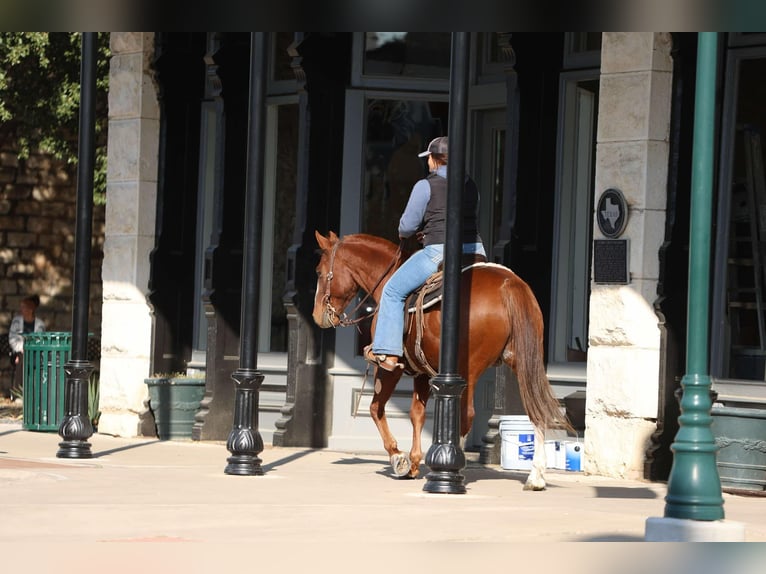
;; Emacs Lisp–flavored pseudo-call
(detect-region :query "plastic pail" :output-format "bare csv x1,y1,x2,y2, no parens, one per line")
499,415,535,470
565,441,583,471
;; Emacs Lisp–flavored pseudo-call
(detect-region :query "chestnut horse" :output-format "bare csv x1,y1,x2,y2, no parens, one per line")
313,231,569,490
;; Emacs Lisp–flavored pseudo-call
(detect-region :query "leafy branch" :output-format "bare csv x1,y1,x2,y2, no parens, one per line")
0,32,110,203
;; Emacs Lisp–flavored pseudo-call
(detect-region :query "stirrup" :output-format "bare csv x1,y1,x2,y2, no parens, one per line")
363,345,403,372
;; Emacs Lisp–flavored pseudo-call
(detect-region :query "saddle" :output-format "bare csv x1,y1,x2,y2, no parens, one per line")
402,254,488,377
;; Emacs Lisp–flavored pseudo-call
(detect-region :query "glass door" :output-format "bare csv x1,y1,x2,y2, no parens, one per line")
549,72,599,373
340,91,449,358
712,46,766,385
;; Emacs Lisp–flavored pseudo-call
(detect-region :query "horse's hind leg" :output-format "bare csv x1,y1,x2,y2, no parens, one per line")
523,425,547,491
408,374,431,478
460,378,477,438
369,368,410,477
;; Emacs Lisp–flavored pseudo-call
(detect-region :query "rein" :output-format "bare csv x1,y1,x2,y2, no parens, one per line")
322,238,403,328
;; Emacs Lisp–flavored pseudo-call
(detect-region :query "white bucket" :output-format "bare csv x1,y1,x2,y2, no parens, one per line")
499,415,535,470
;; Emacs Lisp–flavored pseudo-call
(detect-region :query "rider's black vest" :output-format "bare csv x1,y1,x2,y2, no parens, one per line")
419,173,482,246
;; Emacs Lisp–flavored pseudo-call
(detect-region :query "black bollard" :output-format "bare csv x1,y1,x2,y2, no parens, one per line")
423,32,471,494
224,368,265,475
57,33,97,459
224,32,267,476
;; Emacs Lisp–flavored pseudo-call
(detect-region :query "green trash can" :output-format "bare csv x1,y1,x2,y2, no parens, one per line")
22,332,71,432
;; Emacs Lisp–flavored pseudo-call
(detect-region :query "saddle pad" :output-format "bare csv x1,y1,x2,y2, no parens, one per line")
406,261,504,313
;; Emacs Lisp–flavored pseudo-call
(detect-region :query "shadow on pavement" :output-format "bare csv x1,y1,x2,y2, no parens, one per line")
574,533,645,542
0,427,22,439
261,448,315,472
93,440,163,458
592,486,659,499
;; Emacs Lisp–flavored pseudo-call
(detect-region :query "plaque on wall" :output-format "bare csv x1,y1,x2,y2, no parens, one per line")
596,188,628,238
593,239,629,284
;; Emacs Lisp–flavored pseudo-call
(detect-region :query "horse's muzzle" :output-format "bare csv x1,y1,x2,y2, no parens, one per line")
314,309,337,329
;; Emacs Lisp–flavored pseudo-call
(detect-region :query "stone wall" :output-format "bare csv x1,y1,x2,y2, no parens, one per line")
0,146,105,364
584,33,673,479
97,32,159,437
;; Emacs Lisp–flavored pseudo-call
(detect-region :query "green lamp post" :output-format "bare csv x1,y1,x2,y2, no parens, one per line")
663,32,724,521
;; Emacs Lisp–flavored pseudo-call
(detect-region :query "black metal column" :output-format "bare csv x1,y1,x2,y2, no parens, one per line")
224,32,266,476
423,32,470,494
57,33,97,459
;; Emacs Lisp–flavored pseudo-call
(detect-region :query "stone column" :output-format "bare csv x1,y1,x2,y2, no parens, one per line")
585,33,673,478
97,33,159,437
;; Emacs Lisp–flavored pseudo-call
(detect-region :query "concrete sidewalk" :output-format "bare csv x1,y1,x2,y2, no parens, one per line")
1,420,764,569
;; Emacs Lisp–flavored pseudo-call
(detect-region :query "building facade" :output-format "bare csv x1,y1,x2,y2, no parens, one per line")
95,32,766,483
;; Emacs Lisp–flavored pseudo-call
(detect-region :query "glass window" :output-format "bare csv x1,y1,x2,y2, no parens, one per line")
352,96,448,353
728,33,766,48
473,108,506,251
476,33,509,84
361,97,449,240
564,32,602,70
550,74,599,364
259,102,298,352
363,33,451,80
714,55,766,380
272,32,296,82
569,33,602,53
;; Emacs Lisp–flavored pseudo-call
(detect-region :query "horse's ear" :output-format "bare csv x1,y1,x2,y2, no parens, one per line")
328,230,339,242
315,230,331,251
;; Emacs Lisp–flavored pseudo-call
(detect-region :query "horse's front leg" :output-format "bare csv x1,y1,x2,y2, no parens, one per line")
369,368,410,477
408,374,431,478
523,424,547,491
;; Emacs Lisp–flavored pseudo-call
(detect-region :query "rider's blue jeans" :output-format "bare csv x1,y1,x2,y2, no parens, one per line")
371,242,486,356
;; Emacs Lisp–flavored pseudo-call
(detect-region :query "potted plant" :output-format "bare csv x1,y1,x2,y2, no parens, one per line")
144,371,206,440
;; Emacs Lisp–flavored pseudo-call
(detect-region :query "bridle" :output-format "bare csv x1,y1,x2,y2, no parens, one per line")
321,238,403,328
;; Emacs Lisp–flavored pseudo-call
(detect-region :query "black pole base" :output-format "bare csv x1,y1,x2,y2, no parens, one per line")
422,472,467,494
423,443,467,494
422,374,467,494
56,359,94,459
56,440,93,459
224,368,265,476
225,454,264,476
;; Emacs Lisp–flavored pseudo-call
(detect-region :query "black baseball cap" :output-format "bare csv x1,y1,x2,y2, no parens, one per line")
418,136,448,157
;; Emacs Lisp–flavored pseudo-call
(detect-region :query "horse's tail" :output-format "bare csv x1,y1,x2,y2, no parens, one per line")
501,276,574,434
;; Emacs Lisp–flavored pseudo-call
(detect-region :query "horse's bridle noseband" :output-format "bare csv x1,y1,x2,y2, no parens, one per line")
320,238,402,328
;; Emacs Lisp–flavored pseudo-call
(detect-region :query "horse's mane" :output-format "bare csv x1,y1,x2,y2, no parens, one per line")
342,233,397,251
342,233,414,260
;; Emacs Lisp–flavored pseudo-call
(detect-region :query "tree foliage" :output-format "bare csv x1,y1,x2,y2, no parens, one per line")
0,32,110,203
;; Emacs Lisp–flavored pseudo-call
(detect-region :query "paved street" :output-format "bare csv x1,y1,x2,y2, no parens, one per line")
1,420,764,571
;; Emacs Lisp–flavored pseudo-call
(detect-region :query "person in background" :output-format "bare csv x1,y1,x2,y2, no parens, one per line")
9,294,46,395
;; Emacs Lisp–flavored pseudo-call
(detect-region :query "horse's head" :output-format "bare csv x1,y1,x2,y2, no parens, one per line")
313,230,361,328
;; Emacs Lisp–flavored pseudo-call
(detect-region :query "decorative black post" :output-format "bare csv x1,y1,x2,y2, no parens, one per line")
423,32,470,494
224,32,266,476
57,33,97,459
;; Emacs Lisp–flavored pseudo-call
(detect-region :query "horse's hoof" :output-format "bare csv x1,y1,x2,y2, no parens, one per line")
522,481,546,491
390,453,411,477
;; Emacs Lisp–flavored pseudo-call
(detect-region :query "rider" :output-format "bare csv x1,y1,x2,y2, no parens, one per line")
364,136,486,371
